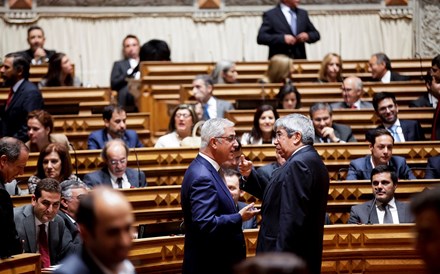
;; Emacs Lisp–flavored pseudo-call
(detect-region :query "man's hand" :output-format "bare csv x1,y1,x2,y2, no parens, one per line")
239,202,260,221
33,48,46,61
320,127,339,142
284,34,297,45
296,32,309,43
238,155,253,177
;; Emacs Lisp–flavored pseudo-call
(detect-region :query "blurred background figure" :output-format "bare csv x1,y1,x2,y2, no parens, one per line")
139,39,171,62
241,104,279,145
211,60,238,84
259,54,294,84
40,52,81,87
234,252,309,274
155,104,198,148
317,53,343,83
277,82,301,109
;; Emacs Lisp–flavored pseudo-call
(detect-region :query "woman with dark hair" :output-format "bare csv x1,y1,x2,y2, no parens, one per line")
28,143,81,194
39,52,81,87
277,83,302,109
154,104,198,148
26,109,70,152
317,53,343,83
241,104,279,145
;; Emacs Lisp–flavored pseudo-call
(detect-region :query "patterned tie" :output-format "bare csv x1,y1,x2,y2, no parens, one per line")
117,177,123,189
382,204,393,224
289,9,297,35
5,88,13,109
38,223,51,268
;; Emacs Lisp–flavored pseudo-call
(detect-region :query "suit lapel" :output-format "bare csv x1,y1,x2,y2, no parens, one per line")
6,82,24,112
48,221,59,264
23,205,37,253
367,200,379,223
102,168,113,187
400,120,410,140
275,5,294,35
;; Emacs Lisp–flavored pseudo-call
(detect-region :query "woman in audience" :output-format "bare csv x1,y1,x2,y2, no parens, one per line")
40,52,81,87
259,54,294,84
277,83,302,109
241,104,279,145
317,53,343,83
28,143,81,194
26,109,70,152
211,60,239,84
155,104,198,148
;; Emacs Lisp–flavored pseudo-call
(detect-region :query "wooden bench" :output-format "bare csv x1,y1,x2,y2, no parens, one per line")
129,225,424,274
53,112,152,149
226,107,435,141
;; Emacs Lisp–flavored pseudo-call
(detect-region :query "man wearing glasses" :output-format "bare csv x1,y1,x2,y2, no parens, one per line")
238,114,329,274
181,118,259,274
83,139,146,189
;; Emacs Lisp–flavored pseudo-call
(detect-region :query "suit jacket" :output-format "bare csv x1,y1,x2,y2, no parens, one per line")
110,59,136,110
256,162,280,183
16,49,56,64
390,71,411,82
203,97,234,120
87,129,143,149
424,156,440,179
0,181,22,258
57,211,81,246
241,145,329,274
330,101,374,110
346,155,415,180
14,204,78,265
257,4,320,59
348,199,414,224
374,120,425,141
409,93,433,108
237,201,257,230
0,80,44,142
314,123,356,143
181,155,245,274
54,247,105,274
83,167,146,188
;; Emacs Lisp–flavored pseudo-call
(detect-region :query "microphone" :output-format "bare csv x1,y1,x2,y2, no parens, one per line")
366,193,377,224
414,52,424,81
69,143,79,180
132,147,142,187
337,167,349,181
79,54,84,87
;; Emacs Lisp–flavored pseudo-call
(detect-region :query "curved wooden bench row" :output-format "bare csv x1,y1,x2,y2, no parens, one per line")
129,225,424,274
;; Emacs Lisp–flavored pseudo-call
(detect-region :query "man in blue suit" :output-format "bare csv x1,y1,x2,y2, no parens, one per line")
257,0,320,60
348,165,414,224
347,129,415,180
239,114,329,274
0,53,44,142
181,118,259,274
87,104,143,149
424,155,440,179
83,139,146,189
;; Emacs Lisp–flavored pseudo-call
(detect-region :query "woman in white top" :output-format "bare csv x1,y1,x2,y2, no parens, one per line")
241,104,279,145
155,104,198,148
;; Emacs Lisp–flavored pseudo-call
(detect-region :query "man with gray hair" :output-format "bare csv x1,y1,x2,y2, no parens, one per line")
59,180,88,245
239,114,329,274
368,53,410,82
181,118,259,274
331,76,373,110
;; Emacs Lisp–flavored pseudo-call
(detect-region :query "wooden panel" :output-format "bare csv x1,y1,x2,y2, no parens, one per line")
0,253,41,274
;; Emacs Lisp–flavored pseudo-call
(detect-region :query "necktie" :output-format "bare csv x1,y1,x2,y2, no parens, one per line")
38,223,51,268
382,204,393,224
117,177,123,189
5,88,13,109
432,104,440,140
389,125,401,142
203,104,210,120
289,10,297,35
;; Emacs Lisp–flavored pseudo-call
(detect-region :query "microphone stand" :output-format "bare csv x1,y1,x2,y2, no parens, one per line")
69,143,79,180
366,194,377,224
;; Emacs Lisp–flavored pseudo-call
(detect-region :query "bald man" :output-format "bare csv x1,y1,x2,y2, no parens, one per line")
54,186,135,274
330,76,373,110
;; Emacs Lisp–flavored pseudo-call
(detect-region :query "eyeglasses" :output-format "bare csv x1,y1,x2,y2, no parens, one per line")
175,113,191,119
215,135,237,143
109,158,127,166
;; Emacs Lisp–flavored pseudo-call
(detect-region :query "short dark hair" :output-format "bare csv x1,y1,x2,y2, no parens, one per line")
373,53,392,70
277,83,302,109
76,191,96,233
102,104,125,121
34,178,61,200
0,137,28,163
27,25,44,36
432,55,440,68
372,92,397,112
4,53,30,79
371,165,398,185
36,143,73,181
247,104,279,143
139,39,171,61
309,102,332,118
194,74,214,87
367,128,394,145
122,34,139,47
411,187,440,216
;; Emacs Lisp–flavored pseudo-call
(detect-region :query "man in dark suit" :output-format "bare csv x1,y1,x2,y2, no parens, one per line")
370,92,425,142
368,53,410,82
87,104,143,149
59,180,89,245
0,137,28,258
257,0,320,60
409,71,440,108
224,168,257,230
424,155,440,179
181,118,259,274
0,53,44,142
348,165,414,224
110,35,140,111
347,129,415,180
257,149,286,183
239,114,329,274
15,26,55,65
54,187,135,274
429,55,440,140
310,102,356,143
84,139,146,189
192,74,234,121
331,76,374,110
14,178,78,267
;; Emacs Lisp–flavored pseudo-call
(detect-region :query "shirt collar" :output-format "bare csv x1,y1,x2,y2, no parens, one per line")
383,118,401,129
12,79,25,93
199,152,221,172
381,70,391,83
376,197,396,208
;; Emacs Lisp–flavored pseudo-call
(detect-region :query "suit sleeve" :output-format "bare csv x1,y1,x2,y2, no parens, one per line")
14,89,44,141
110,62,128,92
424,158,437,179
257,12,287,46
87,133,99,150
346,161,359,180
140,171,147,187
83,173,97,188
240,169,268,200
302,10,320,44
415,121,425,141
347,206,361,224
400,159,416,179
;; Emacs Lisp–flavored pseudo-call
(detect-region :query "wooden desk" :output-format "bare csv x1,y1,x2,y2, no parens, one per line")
0,253,41,274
